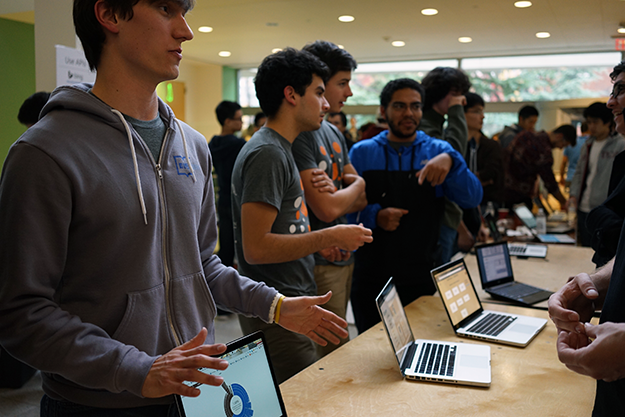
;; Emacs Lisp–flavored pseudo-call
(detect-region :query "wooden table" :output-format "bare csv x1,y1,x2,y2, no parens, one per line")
465,244,597,309
280,296,597,416
280,245,599,416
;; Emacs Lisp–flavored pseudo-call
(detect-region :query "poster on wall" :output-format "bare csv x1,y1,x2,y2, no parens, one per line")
55,45,96,87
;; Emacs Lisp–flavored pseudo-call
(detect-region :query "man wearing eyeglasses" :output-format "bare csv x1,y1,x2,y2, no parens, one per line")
549,61,625,416
347,78,482,333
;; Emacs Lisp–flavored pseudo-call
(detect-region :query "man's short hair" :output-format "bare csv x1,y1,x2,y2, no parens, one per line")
215,101,242,126
254,48,329,118
380,78,425,110
73,0,195,71
610,61,625,81
420,67,471,111
464,92,485,112
328,112,347,128
17,91,51,126
583,102,613,125
302,40,357,79
254,112,266,127
553,124,577,147
518,105,539,120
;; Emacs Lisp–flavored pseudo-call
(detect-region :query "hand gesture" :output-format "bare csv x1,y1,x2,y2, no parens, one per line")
318,246,351,262
310,169,336,194
557,322,625,382
278,292,349,346
417,153,452,186
142,328,228,398
548,273,599,334
330,224,373,251
377,207,408,231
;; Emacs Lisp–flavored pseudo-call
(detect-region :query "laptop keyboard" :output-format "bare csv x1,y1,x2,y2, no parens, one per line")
466,313,517,336
495,283,541,298
416,343,456,377
508,244,527,254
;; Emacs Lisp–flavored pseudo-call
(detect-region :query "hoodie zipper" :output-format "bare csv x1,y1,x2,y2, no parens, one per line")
156,127,182,347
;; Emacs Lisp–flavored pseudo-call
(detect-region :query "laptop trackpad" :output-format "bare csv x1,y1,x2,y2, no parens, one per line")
509,323,535,334
460,355,489,369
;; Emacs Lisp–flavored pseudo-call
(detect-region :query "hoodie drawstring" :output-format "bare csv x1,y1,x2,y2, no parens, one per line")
111,109,149,225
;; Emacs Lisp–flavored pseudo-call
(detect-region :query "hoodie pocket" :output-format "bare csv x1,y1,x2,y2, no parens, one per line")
170,272,217,343
111,284,174,355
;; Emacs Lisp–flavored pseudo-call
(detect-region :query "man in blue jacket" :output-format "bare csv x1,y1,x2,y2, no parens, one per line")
348,78,482,333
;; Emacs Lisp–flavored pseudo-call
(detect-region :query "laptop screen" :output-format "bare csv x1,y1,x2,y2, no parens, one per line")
431,261,482,327
376,279,414,367
177,331,286,417
475,242,514,287
513,205,537,229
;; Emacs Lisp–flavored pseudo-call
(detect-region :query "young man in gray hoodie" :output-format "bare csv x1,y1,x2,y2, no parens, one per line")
0,1,349,415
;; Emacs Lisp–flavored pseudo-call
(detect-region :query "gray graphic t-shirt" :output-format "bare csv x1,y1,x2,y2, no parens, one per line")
231,127,316,297
292,121,353,266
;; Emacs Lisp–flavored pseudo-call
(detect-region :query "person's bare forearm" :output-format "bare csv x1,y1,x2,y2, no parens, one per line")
306,177,365,222
243,228,337,265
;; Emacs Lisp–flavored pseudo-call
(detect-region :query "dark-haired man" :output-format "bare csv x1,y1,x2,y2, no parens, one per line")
419,66,472,263
232,48,373,382
0,2,354,414
549,61,625,416
327,111,355,149
291,41,367,357
499,105,540,149
348,78,482,333
570,102,625,246
209,100,246,268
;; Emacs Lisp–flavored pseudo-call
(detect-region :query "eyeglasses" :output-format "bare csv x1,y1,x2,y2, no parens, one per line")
391,102,422,112
610,81,624,99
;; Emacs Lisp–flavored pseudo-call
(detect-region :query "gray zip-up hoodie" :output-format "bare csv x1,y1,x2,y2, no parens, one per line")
0,84,278,408
570,132,625,212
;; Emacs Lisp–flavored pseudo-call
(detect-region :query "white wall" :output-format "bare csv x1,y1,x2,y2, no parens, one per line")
177,59,223,142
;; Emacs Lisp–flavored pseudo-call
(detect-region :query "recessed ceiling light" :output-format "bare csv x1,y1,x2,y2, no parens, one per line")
391,41,405,47
338,45,345,49
514,1,532,8
338,15,355,23
218,51,231,57
198,26,213,33
458,37,473,43
421,8,438,16
535,32,551,38
619,28,625,34
271,48,282,53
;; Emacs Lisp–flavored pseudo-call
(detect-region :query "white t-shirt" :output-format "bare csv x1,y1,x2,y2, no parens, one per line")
579,139,607,213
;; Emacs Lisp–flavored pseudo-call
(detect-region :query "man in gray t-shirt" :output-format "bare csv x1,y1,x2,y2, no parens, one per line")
292,41,367,357
231,48,372,383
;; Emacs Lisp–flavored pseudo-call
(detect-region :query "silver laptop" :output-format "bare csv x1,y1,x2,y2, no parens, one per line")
507,242,548,258
376,278,491,387
513,204,575,242
430,259,547,347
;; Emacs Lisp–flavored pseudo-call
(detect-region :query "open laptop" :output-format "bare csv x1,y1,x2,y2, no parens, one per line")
376,278,491,387
430,259,547,347
513,204,575,243
475,241,553,305
175,331,287,417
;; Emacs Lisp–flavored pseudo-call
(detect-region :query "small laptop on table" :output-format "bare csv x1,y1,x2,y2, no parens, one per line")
376,278,491,387
175,331,287,417
475,241,553,306
430,259,547,347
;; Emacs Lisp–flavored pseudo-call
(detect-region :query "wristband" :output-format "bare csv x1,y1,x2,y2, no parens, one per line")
275,295,286,324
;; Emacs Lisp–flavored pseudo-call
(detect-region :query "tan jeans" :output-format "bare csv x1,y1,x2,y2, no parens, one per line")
314,262,354,358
